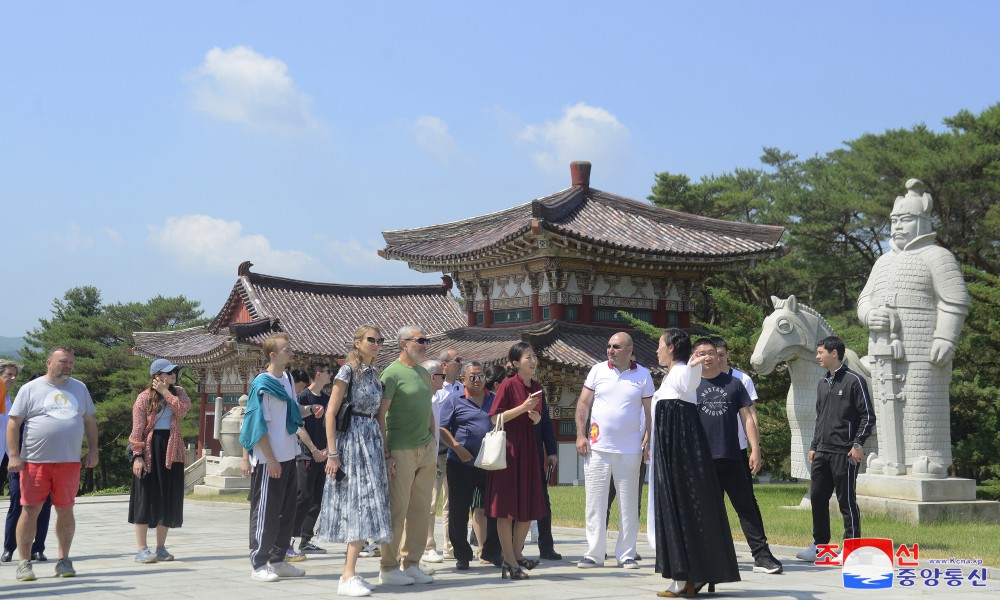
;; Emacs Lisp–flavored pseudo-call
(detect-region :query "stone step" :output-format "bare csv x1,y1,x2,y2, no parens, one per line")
191,484,249,496
203,475,251,489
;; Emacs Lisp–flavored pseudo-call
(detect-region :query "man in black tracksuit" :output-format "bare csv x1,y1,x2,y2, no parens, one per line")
798,336,875,561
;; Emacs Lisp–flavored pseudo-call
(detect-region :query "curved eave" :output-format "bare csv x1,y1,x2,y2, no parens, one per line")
385,229,788,272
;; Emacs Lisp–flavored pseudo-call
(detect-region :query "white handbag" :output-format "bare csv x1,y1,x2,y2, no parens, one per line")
474,413,507,471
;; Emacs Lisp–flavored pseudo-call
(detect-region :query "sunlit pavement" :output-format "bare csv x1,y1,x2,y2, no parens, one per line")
0,495,993,599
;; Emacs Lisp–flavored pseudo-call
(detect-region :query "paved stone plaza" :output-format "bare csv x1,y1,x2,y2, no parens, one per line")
0,495,992,599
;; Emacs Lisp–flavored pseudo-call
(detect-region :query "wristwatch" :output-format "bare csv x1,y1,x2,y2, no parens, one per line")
852,442,863,453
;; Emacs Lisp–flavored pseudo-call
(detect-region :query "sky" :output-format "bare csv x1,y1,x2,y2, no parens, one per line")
2,1,999,338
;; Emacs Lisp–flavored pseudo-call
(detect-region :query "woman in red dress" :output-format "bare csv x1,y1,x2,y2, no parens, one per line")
485,342,546,581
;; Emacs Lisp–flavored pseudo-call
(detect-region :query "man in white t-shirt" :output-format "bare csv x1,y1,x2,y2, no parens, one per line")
574,332,655,569
239,333,311,583
6,347,98,582
421,349,461,563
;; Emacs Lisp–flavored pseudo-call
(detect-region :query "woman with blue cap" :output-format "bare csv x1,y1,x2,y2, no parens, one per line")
128,358,191,563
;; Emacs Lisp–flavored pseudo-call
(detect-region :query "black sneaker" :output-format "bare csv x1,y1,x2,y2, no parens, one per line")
539,550,562,560
753,554,783,574
299,541,327,554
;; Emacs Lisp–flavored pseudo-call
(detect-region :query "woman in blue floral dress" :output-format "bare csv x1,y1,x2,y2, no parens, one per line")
316,325,391,597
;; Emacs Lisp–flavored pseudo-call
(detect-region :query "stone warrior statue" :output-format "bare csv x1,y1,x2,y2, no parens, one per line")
857,179,970,478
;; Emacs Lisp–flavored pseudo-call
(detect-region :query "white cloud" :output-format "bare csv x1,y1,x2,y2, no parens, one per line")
149,215,324,277
102,227,123,246
186,45,324,133
410,115,457,162
320,236,387,270
47,223,93,252
519,102,629,173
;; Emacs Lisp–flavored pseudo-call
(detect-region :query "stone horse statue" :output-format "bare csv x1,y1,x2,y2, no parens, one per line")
750,295,874,480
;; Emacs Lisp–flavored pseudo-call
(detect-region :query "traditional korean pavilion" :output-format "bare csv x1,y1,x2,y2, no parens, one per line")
379,161,785,481
132,261,465,454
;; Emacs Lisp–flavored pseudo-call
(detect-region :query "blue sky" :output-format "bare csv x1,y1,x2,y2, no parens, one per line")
2,1,998,337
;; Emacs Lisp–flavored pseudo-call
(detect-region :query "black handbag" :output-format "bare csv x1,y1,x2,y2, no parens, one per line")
334,366,355,434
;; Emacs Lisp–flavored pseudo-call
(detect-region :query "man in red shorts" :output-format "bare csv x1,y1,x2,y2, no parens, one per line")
6,346,99,582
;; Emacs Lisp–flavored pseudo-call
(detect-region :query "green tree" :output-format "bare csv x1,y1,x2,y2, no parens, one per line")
646,102,1000,482
17,288,206,490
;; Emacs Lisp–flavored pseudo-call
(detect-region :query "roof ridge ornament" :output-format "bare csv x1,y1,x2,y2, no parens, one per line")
570,161,591,189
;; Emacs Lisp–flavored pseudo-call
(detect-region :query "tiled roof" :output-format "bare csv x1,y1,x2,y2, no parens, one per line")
133,266,467,363
375,320,665,375
381,186,785,267
132,327,231,364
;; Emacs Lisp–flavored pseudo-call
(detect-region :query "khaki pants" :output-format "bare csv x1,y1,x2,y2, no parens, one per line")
381,440,437,571
426,452,452,554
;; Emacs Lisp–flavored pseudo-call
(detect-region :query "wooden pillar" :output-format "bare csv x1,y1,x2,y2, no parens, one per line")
653,299,667,327
581,295,594,324
483,297,492,327
197,389,208,457
550,302,565,320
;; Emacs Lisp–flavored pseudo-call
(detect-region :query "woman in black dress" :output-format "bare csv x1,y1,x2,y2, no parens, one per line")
129,359,191,563
651,329,740,597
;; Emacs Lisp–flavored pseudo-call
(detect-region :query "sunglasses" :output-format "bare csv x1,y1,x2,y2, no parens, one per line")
431,373,446,379
404,337,429,345
366,337,386,345
465,374,485,381
607,344,623,350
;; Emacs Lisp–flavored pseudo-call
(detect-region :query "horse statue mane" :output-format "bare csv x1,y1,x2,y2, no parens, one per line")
751,295,874,480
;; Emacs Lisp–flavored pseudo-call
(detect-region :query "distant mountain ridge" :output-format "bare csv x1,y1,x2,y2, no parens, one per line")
0,336,26,359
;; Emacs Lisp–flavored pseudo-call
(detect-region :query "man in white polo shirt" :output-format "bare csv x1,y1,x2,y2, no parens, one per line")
574,332,655,569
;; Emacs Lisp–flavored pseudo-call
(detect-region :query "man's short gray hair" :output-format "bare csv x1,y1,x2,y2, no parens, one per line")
438,349,457,362
397,325,423,344
461,360,483,377
421,359,441,375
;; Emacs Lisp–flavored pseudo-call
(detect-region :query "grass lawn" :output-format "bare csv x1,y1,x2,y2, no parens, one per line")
190,483,1000,565
550,483,1000,566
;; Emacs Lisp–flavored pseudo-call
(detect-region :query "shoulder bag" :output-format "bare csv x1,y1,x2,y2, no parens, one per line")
474,413,507,470
334,366,355,434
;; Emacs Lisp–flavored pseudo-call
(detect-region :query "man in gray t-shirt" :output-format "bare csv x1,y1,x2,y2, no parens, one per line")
6,347,98,581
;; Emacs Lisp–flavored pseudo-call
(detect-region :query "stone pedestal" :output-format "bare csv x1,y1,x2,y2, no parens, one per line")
855,473,1000,524
192,455,250,497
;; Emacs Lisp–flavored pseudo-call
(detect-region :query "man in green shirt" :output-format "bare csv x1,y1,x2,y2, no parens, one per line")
377,326,437,586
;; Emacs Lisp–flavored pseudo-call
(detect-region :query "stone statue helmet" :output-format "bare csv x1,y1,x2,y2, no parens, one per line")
890,178,934,250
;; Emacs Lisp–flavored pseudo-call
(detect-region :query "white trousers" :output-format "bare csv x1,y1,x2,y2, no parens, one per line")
584,449,641,563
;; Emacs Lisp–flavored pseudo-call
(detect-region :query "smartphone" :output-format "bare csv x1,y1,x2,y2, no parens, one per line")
335,466,348,482
545,462,554,483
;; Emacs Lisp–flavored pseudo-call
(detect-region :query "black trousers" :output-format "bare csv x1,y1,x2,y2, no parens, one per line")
714,456,769,558
536,460,557,554
446,460,486,562
810,450,861,543
249,459,298,569
293,460,326,543
4,472,51,554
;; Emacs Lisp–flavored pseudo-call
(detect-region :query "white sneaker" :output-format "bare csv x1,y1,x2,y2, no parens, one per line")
270,561,305,577
251,564,279,582
403,565,434,584
338,576,373,597
378,568,415,586
422,549,443,563
356,576,376,590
